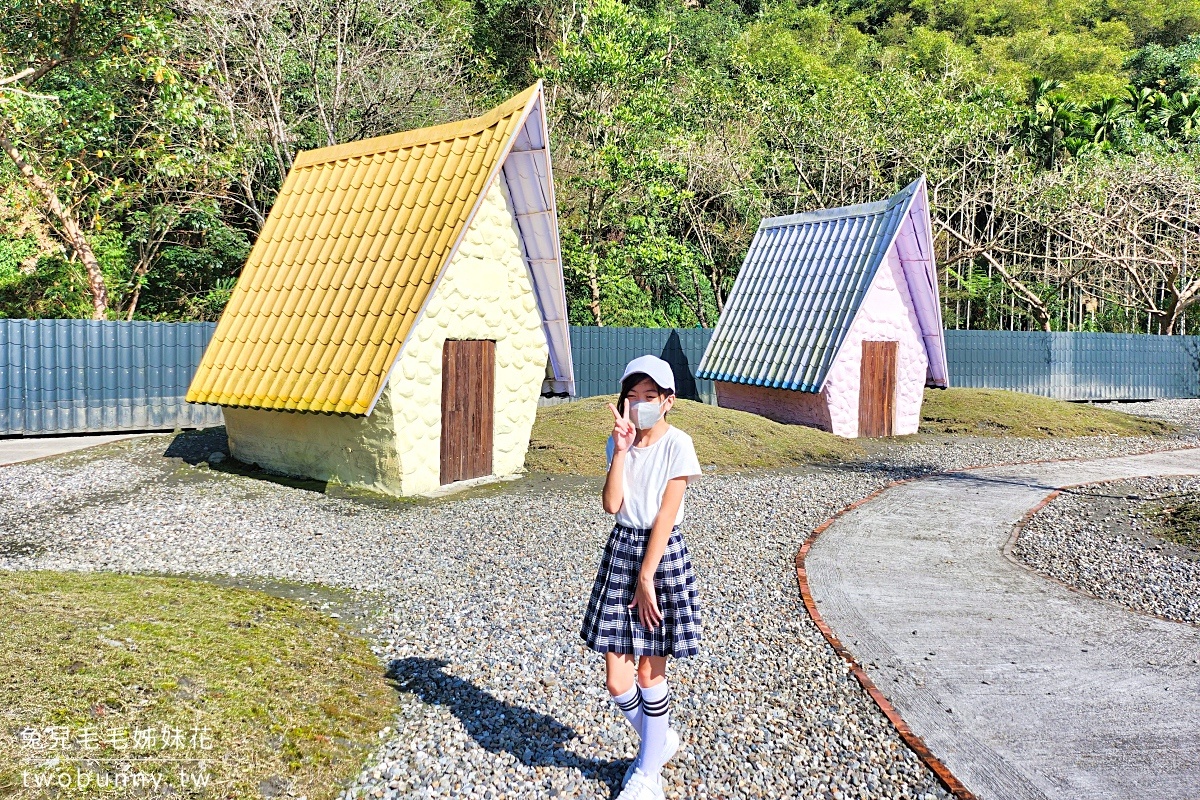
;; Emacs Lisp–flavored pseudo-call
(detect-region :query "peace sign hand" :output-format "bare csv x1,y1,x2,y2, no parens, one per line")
608,402,636,453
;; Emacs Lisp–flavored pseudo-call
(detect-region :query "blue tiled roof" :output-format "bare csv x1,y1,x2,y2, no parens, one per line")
696,179,922,392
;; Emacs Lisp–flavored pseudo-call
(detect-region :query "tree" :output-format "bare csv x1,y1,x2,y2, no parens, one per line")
1,0,232,319
178,0,475,228
3,0,1200,333
0,1,139,318
1084,96,1129,143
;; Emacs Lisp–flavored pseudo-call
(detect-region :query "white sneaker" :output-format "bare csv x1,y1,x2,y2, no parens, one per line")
615,769,665,800
621,728,679,788
621,755,642,789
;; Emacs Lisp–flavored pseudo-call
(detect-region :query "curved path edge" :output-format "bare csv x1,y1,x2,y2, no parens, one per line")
795,446,1200,800
1003,483,1199,628
795,481,980,800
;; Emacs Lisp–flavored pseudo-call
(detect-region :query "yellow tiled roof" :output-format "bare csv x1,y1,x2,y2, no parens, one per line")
186,84,541,414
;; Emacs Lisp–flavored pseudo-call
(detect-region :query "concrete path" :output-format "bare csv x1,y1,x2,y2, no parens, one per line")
806,448,1200,800
0,434,147,467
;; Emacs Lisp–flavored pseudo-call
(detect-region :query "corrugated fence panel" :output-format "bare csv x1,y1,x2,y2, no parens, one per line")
0,320,223,436
3,321,1197,434
557,326,717,403
945,330,1200,400
945,330,1053,397
0,322,24,434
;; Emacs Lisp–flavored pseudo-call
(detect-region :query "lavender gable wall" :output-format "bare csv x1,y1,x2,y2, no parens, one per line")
822,246,929,437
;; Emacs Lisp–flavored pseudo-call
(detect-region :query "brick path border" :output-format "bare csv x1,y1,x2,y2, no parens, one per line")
794,478,979,800
792,440,1200,800
1003,480,1198,627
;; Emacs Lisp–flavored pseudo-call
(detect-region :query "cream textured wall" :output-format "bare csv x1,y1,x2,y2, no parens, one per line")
715,382,831,429
386,178,548,495
223,387,403,493
822,248,929,437
224,177,549,496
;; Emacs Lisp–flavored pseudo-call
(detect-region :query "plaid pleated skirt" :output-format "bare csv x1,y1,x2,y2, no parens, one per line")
580,524,702,658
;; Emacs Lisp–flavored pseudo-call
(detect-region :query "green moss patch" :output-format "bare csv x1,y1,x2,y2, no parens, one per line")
1143,494,1200,551
0,571,396,799
525,396,862,476
525,388,1173,476
919,388,1173,438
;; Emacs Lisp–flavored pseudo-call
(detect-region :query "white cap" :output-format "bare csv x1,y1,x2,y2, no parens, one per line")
621,354,676,393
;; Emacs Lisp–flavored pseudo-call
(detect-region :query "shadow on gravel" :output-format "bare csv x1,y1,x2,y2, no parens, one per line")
386,657,624,794
163,427,333,494
163,426,229,464
818,457,1070,493
929,469,1059,492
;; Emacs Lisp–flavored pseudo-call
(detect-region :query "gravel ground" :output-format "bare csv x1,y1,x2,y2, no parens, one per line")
2,399,1199,800
1015,475,1200,624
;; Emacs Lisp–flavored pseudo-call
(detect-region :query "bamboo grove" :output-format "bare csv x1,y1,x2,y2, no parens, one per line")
2,0,1200,333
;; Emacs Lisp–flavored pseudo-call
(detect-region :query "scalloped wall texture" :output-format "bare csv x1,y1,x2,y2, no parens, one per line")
386,180,547,495
222,179,547,496
822,247,928,437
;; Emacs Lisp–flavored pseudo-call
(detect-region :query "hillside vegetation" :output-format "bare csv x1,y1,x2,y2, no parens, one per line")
2,0,1200,333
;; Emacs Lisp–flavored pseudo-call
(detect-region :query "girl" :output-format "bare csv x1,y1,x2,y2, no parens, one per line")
580,355,703,800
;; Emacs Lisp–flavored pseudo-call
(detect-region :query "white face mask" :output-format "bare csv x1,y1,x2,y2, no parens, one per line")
630,398,665,430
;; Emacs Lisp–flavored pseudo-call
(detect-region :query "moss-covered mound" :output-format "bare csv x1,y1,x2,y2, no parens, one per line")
919,388,1174,437
1144,492,1200,551
525,388,1172,475
525,395,862,475
0,571,396,800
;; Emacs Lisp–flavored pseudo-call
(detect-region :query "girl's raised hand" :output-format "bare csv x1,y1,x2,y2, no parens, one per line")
608,402,636,453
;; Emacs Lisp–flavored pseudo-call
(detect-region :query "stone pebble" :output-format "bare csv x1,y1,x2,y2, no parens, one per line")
1016,474,1200,624
2,399,1198,800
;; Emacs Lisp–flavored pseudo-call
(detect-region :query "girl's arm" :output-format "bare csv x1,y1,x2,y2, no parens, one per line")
602,402,635,513
630,476,687,629
602,449,626,514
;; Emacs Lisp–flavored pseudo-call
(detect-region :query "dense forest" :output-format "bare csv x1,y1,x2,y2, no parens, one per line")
3,0,1200,333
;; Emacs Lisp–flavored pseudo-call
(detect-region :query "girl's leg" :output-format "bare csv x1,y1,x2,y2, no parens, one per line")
606,653,644,742
637,655,667,687
606,651,639,695
636,656,675,777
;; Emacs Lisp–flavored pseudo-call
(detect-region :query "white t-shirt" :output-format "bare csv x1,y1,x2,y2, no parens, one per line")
606,425,703,529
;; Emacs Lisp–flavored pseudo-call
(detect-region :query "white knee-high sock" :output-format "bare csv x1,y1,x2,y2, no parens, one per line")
610,684,644,741
638,679,670,776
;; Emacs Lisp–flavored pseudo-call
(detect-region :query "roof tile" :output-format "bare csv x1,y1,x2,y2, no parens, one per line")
697,180,922,392
187,84,543,412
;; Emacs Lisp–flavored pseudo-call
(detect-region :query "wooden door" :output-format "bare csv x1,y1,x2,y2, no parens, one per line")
440,339,495,484
858,340,898,438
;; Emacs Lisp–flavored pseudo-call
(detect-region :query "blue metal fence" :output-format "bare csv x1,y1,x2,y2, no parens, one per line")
569,326,717,404
943,330,1200,401
563,327,1200,402
1,321,1197,436
0,320,222,436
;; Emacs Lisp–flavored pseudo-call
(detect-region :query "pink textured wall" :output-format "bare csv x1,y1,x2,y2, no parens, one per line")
715,381,831,429
823,247,929,437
